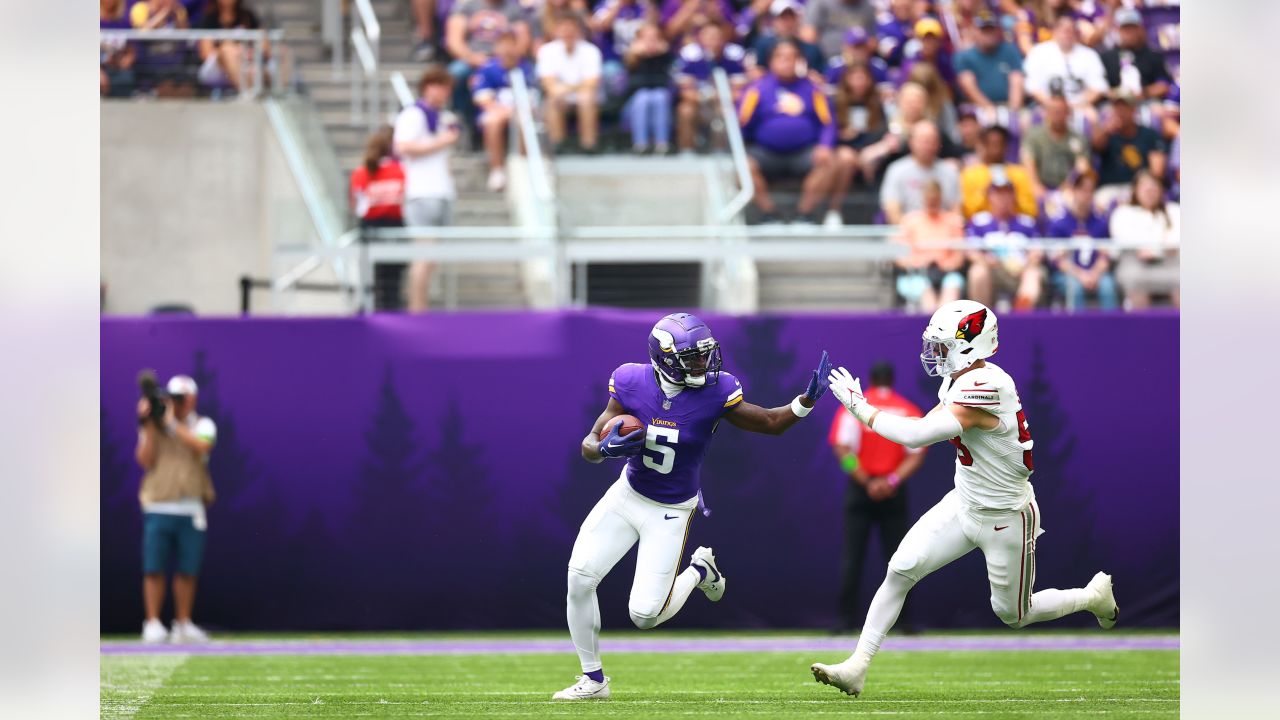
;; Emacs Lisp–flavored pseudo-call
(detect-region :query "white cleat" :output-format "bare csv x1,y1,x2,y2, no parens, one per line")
690,546,726,602
141,619,168,644
169,620,210,644
551,675,611,700
1087,572,1119,629
811,655,869,697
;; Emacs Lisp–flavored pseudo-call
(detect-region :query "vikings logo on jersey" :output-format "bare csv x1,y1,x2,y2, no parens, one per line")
956,309,988,342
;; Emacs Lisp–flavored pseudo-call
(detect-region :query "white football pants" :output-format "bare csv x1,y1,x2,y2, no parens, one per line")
566,473,700,673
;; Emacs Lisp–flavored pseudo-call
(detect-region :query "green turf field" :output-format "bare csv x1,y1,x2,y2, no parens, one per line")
101,634,1178,719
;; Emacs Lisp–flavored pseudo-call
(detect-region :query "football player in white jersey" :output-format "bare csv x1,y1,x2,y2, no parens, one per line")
810,299,1119,698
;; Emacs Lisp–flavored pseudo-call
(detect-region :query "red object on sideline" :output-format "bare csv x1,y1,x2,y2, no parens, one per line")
350,158,406,221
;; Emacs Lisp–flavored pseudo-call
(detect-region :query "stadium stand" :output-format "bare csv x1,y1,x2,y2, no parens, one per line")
101,0,1181,315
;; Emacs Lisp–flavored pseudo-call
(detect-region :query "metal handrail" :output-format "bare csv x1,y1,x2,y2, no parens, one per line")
510,69,552,203
391,71,414,110
712,68,753,224
354,0,381,42
349,0,381,131
99,28,283,41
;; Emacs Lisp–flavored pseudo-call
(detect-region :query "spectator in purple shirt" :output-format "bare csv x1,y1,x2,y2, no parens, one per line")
674,22,747,152
1044,168,1118,310
739,40,837,224
750,2,825,79
472,31,533,191
900,17,956,93
130,0,195,97
874,0,917,68
590,0,660,96
823,27,889,93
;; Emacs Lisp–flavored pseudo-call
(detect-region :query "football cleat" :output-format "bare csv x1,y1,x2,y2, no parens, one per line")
141,619,168,644
811,655,870,697
690,546,726,602
551,675,611,700
1086,572,1119,629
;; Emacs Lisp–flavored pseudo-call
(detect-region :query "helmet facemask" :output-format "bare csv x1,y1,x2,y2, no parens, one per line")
920,335,958,377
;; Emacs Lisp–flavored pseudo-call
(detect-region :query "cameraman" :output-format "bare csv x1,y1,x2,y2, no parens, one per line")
134,375,216,644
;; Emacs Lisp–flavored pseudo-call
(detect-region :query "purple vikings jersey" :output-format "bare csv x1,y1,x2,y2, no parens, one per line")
608,362,744,505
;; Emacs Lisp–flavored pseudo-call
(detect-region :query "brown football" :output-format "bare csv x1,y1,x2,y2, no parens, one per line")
599,414,645,440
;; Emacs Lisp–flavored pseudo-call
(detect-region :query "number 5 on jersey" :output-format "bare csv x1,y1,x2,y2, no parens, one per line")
643,426,679,474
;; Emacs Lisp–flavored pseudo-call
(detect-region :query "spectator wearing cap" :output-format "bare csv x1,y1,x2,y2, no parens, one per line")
623,23,677,154
1023,15,1107,119
1044,168,1118,311
471,31,534,191
893,179,966,311
954,11,1025,116
1100,7,1170,100
960,125,1037,219
1020,91,1091,196
445,0,532,124
752,1,825,77
965,167,1044,311
1091,89,1167,208
662,0,736,45
880,120,960,225
537,14,604,154
901,17,956,91
828,361,925,634
802,0,876,61
135,375,217,644
824,27,889,93
590,0,660,98
826,61,890,226
738,40,837,224
1111,169,1179,309
674,23,748,153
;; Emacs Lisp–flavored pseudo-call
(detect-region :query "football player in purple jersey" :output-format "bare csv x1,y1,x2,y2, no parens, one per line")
552,312,831,700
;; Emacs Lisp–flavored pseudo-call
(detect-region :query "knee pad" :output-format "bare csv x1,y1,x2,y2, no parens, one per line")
567,568,600,599
628,607,660,630
887,547,926,583
990,595,1021,627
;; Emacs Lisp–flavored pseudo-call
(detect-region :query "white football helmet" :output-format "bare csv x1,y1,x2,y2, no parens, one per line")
920,300,999,377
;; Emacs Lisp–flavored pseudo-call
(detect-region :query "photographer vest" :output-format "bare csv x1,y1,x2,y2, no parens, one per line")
139,428,216,507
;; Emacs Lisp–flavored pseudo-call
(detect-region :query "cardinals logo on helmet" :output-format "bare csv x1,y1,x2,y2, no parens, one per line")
955,309,987,342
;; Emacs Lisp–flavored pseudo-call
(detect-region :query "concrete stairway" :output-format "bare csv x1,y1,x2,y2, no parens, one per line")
272,0,525,309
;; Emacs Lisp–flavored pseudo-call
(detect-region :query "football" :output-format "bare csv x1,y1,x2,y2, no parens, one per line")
599,414,645,440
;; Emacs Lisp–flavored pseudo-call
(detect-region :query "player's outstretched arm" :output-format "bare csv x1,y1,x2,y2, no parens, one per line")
724,350,831,436
828,367,999,448
581,398,644,463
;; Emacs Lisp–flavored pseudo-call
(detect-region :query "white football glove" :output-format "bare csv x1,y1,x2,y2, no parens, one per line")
828,366,877,425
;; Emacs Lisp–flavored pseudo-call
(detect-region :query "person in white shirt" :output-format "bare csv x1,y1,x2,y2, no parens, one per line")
537,14,603,153
1111,170,1180,309
135,374,217,644
393,66,461,312
1023,16,1107,122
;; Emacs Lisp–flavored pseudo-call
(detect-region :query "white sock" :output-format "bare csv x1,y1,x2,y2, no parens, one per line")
852,570,916,663
567,570,603,673
1019,587,1092,626
652,567,702,626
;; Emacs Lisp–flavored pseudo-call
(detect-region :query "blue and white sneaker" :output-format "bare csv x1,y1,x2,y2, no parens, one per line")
690,546,726,602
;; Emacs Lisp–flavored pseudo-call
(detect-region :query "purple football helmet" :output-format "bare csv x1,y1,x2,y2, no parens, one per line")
648,313,723,387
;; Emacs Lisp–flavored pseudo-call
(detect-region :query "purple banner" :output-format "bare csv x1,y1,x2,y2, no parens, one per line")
101,310,1179,633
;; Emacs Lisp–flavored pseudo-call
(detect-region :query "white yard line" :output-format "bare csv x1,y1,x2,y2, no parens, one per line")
100,654,189,719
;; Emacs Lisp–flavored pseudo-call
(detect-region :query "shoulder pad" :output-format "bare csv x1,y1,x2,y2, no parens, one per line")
719,373,745,409
724,43,746,61
1015,214,1038,228
971,210,995,225
947,365,1020,414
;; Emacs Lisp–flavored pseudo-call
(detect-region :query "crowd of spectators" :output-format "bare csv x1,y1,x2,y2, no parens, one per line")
397,0,1179,311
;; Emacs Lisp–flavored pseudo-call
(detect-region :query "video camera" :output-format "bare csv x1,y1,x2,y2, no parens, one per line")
137,369,170,428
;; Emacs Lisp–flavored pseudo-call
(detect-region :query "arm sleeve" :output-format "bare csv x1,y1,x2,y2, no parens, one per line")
870,407,962,449
814,92,836,148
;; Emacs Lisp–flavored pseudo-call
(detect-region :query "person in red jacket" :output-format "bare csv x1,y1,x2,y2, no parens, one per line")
827,361,926,634
350,126,407,311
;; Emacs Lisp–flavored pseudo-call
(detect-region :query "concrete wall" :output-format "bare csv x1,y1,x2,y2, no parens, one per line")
101,101,345,315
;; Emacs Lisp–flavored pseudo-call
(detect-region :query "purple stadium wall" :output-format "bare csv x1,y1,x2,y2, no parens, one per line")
100,310,1179,633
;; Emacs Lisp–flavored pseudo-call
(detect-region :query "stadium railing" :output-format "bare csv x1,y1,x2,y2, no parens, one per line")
100,28,285,99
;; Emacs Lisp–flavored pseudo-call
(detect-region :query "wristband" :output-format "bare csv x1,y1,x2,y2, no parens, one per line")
840,454,859,474
886,472,901,489
790,395,812,418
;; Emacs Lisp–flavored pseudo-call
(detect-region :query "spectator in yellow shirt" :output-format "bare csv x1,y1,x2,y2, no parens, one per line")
959,125,1036,219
